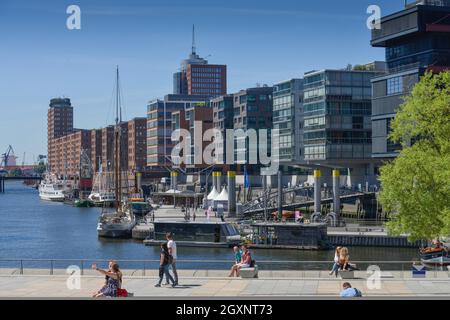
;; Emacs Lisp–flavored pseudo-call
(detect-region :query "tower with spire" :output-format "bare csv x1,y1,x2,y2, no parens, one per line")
173,25,227,97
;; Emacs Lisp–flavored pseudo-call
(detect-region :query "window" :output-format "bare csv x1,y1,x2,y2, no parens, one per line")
387,76,403,95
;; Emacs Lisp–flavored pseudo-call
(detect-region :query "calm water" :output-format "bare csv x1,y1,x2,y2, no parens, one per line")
0,181,420,270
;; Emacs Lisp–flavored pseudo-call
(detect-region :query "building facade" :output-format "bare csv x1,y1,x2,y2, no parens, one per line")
47,98,73,172
272,79,304,164
146,94,210,168
127,117,147,172
302,64,385,182
371,0,450,159
173,28,226,98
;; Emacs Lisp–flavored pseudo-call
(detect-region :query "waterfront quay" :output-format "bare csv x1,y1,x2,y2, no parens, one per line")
1,269,450,298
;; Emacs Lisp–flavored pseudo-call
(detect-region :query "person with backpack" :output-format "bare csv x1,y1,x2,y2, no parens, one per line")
166,232,178,286
340,282,362,297
155,243,176,288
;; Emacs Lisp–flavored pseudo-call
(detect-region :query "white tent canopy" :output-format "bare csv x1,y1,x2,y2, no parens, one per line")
215,187,228,201
207,186,219,200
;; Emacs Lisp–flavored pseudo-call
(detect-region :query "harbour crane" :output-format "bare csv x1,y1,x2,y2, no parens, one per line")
0,145,15,168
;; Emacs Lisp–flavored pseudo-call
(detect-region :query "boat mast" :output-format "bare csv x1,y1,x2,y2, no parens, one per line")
114,66,121,209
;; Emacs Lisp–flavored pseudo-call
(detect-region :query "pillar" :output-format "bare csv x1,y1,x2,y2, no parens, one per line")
216,172,222,191
332,169,340,220
314,170,321,214
212,172,218,190
171,171,178,191
227,171,236,217
278,170,282,218
136,172,142,196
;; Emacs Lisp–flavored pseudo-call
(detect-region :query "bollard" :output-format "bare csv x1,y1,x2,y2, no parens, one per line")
227,171,236,217
332,169,341,220
314,170,321,214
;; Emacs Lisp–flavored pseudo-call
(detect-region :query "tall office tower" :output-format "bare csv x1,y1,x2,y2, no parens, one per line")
173,25,227,98
371,0,450,159
47,98,73,172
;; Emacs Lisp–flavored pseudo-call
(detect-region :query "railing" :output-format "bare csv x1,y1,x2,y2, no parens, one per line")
0,259,448,279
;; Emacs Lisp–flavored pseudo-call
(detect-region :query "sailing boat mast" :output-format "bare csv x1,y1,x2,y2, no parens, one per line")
114,66,121,209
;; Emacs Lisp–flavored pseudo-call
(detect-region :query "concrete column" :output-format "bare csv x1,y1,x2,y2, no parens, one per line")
216,172,222,191
314,170,321,214
332,169,340,219
171,171,178,191
212,172,218,190
136,172,142,196
278,170,282,218
227,171,236,217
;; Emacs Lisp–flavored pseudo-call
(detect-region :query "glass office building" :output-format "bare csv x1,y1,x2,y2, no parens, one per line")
371,1,450,159
272,79,304,163
302,66,384,164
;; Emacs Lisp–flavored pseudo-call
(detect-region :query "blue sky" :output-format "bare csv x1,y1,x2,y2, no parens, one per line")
0,0,405,163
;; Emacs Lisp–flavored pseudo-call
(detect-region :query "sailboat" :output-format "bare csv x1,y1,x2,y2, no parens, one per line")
88,168,115,207
97,67,136,238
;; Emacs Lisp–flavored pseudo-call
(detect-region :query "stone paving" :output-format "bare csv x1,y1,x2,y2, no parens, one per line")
1,270,450,298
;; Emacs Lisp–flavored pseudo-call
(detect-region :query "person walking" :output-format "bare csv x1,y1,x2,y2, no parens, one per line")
155,243,176,288
166,232,178,286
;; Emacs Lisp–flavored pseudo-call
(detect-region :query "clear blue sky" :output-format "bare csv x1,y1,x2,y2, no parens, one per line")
0,0,405,163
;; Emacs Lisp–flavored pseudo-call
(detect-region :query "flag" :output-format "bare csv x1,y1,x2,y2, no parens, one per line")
244,166,249,189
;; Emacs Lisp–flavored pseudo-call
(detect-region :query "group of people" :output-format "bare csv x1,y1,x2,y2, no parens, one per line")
329,246,359,277
155,232,179,287
91,232,179,297
228,245,253,277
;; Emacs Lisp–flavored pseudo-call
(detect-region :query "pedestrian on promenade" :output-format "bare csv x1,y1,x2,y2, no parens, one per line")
228,246,242,277
155,243,176,288
229,245,252,277
193,209,196,221
329,246,342,277
340,282,362,297
92,261,122,298
166,232,178,286
92,260,115,297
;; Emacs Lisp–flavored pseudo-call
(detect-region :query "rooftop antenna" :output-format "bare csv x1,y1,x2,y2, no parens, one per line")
192,24,196,55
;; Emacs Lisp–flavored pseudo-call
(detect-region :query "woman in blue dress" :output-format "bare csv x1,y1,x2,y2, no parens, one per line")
92,261,122,298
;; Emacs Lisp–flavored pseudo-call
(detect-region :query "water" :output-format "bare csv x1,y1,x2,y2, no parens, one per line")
0,181,420,270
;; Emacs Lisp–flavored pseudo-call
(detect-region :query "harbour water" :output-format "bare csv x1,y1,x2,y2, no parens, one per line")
0,181,420,270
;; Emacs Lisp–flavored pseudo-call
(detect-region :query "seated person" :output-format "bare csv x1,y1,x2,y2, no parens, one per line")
229,245,252,277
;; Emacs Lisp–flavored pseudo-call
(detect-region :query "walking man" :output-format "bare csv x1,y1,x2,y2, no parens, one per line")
166,232,178,286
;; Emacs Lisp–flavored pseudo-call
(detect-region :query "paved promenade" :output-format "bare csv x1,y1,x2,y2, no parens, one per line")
1,270,450,298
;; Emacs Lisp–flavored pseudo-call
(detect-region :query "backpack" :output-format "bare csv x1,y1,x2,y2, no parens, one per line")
250,259,256,268
354,288,362,297
117,288,128,297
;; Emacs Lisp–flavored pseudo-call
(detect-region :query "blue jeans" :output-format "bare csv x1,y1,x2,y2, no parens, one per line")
331,263,340,276
158,264,175,285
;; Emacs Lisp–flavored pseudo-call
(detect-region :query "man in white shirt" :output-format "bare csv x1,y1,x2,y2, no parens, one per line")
166,232,178,286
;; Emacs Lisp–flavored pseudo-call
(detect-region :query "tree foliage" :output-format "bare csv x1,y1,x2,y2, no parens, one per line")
380,72,450,241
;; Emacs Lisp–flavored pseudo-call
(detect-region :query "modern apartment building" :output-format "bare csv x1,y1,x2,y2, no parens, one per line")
171,104,213,170
272,79,304,164
211,95,234,165
302,63,386,182
127,117,147,172
146,94,210,168
371,0,450,159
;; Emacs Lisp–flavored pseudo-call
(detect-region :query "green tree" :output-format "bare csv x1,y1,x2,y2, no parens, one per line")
34,162,47,175
379,72,450,241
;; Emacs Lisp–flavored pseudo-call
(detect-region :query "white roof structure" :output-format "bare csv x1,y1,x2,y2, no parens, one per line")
207,186,219,200
165,189,181,194
215,187,228,201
